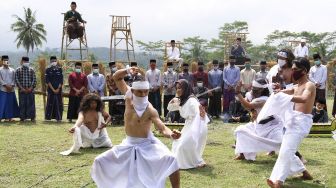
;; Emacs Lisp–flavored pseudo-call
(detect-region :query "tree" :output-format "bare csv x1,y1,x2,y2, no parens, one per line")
182,36,208,62
11,7,47,55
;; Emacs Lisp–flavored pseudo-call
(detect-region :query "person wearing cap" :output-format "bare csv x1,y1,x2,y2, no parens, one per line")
167,40,183,70
222,56,240,114
87,63,105,97
240,58,256,94
230,38,246,65
162,62,178,117
64,1,86,39
91,66,181,188
67,62,88,123
106,61,124,121
15,57,37,122
145,59,162,116
255,61,268,80
192,62,208,87
294,39,309,58
60,93,113,156
208,60,223,118
45,56,64,122
178,63,193,83
0,55,19,122
309,53,327,106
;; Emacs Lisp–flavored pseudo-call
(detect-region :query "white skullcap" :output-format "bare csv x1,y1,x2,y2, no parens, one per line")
300,38,306,43
131,81,150,90
252,80,268,89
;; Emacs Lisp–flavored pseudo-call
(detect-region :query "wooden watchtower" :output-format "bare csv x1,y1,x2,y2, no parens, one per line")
60,13,89,62
223,32,248,60
109,15,135,64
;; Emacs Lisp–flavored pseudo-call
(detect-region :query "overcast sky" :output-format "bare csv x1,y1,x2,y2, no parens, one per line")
1,0,336,51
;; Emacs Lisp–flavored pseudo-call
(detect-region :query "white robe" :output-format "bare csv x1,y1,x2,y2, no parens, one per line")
258,92,313,182
234,96,284,161
60,112,112,156
168,97,209,169
91,132,178,188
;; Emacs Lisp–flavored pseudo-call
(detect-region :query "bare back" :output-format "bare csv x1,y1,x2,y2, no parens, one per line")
293,81,316,114
124,98,157,138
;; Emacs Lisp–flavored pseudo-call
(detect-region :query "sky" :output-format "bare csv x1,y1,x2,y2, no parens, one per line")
1,0,336,52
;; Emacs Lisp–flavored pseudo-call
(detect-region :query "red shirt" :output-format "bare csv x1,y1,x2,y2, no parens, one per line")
192,71,208,87
68,72,88,96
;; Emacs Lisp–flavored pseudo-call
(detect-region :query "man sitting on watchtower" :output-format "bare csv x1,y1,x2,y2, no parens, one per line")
167,40,184,70
64,2,86,39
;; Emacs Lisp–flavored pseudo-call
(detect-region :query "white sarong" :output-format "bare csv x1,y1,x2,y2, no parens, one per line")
258,92,313,182
60,112,112,156
234,118,283,161
91,132,179,188
168,97,209,169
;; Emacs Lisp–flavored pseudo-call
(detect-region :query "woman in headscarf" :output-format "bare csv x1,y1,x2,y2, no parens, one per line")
167,79,209,169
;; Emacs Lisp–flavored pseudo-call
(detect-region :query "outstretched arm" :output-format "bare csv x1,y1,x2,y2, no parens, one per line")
151,110,181,139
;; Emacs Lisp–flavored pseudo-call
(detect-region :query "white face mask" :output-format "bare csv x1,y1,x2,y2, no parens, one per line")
168,67,173,72
277,59,287,67
93,69,99,74
51,62,57,66
214,65,218,70
197,82,203,87
23,62,30,67
132,94,149,117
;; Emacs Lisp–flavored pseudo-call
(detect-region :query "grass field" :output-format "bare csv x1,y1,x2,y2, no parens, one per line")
0,97,335,188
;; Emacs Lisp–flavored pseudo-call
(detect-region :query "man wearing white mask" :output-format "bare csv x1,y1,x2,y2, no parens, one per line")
15,56,37,122
45,56,64,122
0,55,19,122
163,62,178,117
91,67,181,188
294,39,309,58
88,63,105,96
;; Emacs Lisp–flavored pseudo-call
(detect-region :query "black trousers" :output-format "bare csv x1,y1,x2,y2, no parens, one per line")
209,91,222,117
163,95,175,117
148,90,161,116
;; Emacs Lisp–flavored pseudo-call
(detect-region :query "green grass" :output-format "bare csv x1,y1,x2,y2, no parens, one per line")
0,96,335,187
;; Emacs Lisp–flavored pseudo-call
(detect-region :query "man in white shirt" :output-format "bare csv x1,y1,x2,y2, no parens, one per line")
240,58,256,94
294,39,309,58
145,59,162,116
167,40,183,70
309,53,327,106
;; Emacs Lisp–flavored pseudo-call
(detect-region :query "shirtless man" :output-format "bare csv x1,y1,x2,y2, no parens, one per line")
91,67,181,188
61,94,112,155
266,58,315,187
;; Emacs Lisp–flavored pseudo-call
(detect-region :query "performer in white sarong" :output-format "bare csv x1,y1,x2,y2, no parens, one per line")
167,79,209,169
60,94,112,156
91,67,181,188
260,58,315,188
234,78,283,161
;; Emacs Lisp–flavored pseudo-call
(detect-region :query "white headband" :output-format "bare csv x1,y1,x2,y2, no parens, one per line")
277,51,287,59
252,80,268,88
131,81,150,90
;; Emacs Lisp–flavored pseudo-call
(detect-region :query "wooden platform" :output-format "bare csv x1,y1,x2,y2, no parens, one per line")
310,119,336,134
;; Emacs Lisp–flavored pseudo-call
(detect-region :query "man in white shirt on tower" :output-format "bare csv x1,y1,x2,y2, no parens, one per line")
167,40,183,70
294,39,309,58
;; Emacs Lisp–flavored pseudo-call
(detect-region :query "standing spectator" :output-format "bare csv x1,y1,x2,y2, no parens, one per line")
208,60,223,118
309,53,327,105
179,63,193,83
223,56,240,114
145,59,162,116
0,55,19,122
45,56,64,122
88,63,105,96
192,62,208,87
15,57,36,122
240,58,256,94
193,78,209,110
294,39,309,58
255,61,268,80
106,61,123,120
125,62,142,86
67,62,88,123
230,38,246,65
162,62,178,117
